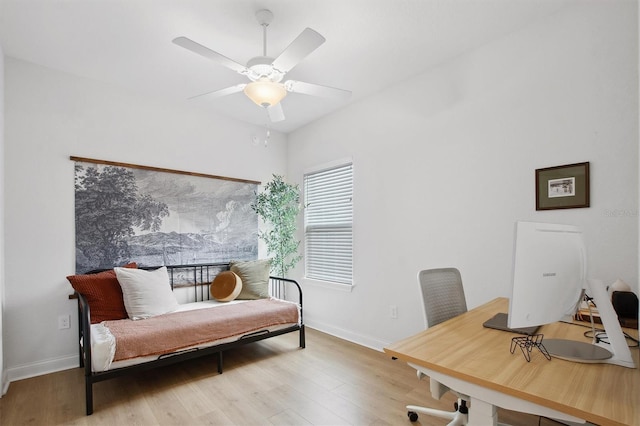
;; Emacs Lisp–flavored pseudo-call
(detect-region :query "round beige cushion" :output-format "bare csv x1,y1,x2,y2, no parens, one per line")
210,271,243,302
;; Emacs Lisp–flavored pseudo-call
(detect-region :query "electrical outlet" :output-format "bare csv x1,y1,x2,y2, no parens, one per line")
58,314,70,330
390,305,398,319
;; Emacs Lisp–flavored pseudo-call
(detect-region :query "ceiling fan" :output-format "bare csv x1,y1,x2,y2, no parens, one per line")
173,9,351,123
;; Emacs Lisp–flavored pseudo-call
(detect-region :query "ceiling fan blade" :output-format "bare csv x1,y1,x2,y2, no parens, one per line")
285,80,351,100
271,28,325,74
173,36,248,75
188,83,246,100
267,103,285,122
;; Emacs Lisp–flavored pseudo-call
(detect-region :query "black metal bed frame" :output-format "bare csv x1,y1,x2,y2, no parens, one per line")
73,262,305,415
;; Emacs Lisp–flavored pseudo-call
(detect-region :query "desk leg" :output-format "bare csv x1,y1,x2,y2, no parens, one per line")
468,398,498,426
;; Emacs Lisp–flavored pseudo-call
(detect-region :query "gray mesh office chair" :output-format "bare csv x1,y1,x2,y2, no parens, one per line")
407,268,469,425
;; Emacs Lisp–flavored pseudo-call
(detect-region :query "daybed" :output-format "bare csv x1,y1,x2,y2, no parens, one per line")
67,261,304,415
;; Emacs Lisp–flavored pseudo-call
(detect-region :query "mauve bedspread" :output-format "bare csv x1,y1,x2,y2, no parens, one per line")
103,298,299,361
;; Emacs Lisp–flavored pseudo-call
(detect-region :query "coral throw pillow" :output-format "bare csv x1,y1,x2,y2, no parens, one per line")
67,262,137,324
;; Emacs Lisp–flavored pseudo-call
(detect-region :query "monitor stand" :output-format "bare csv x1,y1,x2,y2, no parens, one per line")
544,339,612,363
544,279,635,368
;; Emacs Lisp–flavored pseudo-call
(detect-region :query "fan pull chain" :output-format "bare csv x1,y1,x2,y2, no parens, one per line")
251,123,271,148
264,125,271,147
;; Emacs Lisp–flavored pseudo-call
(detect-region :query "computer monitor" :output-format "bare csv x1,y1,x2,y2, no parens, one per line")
508,221,585,329
508,221,635,368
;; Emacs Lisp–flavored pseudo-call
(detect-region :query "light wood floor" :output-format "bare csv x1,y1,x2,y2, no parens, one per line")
1,328,563,425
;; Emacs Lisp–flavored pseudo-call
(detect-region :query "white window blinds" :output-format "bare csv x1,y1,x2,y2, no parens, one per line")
304,162,353,285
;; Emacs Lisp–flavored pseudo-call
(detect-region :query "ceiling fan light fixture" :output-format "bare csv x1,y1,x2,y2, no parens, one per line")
174,9,350,124
244,80,287,107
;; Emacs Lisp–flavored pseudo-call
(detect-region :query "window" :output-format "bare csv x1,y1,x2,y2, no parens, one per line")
304,161,353,285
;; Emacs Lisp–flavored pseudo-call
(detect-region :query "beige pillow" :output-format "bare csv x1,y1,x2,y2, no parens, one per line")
210,271,243,302
230,259,271,300
114,266,179,320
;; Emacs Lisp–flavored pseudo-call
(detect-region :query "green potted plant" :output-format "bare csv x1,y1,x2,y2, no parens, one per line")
251,174,303,278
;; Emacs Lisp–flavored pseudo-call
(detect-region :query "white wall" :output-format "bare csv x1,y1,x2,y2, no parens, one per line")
0,45,6,395
288,1,639,349
3,0,638,382
3,57,288,381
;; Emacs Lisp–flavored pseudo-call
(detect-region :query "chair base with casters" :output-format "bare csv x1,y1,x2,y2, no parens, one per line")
406,369,469,425
406,399,468,425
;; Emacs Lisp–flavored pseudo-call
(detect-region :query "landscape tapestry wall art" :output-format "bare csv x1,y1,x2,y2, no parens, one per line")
72,157,259,274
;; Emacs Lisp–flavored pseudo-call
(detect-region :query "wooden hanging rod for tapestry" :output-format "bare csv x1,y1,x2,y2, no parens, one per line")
70,156,261,185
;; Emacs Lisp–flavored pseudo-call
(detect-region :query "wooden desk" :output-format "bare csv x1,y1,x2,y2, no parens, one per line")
384,298,640,426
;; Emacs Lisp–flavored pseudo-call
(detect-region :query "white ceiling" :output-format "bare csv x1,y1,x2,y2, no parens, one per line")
0,0,577,133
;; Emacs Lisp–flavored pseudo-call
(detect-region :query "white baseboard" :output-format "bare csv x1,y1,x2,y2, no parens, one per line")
7,354,78,383
4,323,388,385
1,369,9,396
304,318,391,352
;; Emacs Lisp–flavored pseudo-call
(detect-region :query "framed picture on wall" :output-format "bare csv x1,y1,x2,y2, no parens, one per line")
535,162,590,210
71,156,260,274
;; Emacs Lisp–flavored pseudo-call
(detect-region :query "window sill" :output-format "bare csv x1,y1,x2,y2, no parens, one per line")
302,278,355,292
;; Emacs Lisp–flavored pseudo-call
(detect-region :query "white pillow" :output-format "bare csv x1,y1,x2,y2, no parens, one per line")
114,266,179,320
